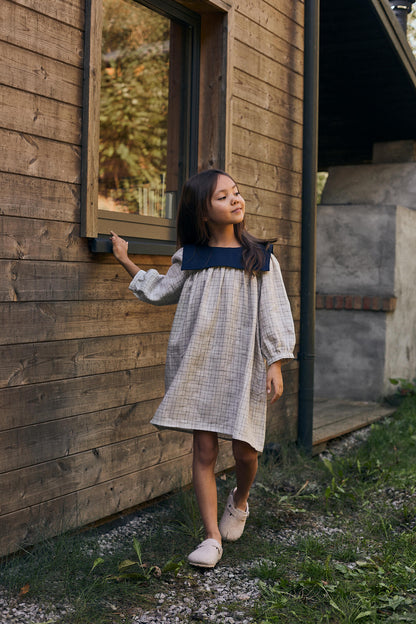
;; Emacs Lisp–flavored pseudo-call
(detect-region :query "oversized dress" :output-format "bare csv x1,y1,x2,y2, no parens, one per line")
128,244,295,452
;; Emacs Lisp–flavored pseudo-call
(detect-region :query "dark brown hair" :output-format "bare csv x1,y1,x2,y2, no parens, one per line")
176,169,276,275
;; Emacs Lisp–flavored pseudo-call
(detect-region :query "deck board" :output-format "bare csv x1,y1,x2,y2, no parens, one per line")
312,399,396,454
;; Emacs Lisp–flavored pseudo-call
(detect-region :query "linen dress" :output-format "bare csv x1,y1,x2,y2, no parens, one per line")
128,244,295,452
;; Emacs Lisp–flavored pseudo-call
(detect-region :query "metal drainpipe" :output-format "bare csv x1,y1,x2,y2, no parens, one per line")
297,0,320,453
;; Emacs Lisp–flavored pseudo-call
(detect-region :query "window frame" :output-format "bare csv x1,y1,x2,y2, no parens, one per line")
81,0,205,254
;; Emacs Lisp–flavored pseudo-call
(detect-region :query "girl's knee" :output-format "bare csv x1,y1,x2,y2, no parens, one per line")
232,439,258,465
193,431,219,466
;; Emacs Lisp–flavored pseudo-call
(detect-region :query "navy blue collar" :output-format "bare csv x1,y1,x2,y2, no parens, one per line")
181,244,272,271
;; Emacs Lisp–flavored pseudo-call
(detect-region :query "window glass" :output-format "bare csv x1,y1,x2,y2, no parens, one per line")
99,0,183,221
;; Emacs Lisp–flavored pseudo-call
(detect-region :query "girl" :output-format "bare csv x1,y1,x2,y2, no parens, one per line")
110,169,295,568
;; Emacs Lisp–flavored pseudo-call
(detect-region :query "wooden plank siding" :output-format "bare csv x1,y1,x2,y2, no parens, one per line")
0,0,303,555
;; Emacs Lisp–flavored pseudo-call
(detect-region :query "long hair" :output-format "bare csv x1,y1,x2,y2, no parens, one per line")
177,169,276,275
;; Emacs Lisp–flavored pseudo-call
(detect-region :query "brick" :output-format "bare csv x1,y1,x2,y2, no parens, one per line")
344,295,353,310
363,296,372,311
334,295,344,310
382,297,397,312
371,297,382,311
325,296,334,309
353,295,362,310
316,294,325,309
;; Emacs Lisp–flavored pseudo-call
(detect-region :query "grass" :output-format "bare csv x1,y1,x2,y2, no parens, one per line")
0,396,415,623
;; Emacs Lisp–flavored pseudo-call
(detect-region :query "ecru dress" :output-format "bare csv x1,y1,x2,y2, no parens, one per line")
128,244,295,452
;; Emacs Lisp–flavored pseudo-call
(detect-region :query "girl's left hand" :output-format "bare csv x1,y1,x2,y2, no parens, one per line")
267,361,284,404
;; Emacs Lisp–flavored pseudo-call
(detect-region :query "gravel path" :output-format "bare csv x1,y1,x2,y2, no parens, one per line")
0,427,392,624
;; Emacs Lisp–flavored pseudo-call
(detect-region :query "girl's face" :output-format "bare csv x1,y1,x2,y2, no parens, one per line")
207,174,245,229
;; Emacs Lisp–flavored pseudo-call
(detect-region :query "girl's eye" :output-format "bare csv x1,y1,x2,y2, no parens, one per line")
217,196,226,200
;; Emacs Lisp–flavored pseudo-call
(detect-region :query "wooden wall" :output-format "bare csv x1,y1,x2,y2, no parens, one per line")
0,0,303,555
228,0,303,441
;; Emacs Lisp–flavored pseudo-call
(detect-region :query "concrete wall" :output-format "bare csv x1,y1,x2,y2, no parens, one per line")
316,204,396,296
385,206,416,388
315,145,416,401
315,309,386,400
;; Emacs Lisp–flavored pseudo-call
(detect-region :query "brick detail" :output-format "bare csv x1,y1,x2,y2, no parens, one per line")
316,294,397,312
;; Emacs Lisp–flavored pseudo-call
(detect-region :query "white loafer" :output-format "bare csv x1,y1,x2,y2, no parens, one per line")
219,488,249,541
187,538,223,568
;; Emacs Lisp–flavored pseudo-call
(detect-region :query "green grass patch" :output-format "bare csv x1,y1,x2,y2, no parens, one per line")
1,396,415,622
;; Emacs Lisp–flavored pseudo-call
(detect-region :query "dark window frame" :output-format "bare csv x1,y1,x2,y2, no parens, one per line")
81,0,227,255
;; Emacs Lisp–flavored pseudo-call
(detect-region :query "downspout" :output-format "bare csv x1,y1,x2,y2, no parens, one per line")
297,0,320,453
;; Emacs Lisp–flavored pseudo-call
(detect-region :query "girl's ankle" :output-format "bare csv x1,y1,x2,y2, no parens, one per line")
206,530,222,544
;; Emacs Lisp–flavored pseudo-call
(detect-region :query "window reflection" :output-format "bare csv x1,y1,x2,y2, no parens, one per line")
99,0,178,219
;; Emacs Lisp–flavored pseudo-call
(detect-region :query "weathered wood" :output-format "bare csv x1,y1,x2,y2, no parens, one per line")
233,68,303,125
232,97,303,150
80,0,103,237
236,0,304,51
0,429,195,515
0,0,306,558
0,399,161,472
233,125,302,176
245,214,301,248
0,259,173,302
240,185,302,222
266,391,299,441
0,258,299,302
0,301,176,346
0,129,80,183
0,365,165,431
233,42,303,103
198,11,227,170
0,366,300,474
262,0,304,29
0,41,83,106
0,444,235,556
11,0,85,30
0,85,82,144
272,245,301,274
0,174,80,222
232,155,302,198
1,0,84,67
0,217,90,262
0,332,170,388
312,400,395,447
234,13,303,76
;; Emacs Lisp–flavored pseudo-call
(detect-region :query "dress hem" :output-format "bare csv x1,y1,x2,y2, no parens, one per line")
150,421,264,453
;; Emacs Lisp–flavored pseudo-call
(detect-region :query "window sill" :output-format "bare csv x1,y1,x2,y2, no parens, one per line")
89,237,177,256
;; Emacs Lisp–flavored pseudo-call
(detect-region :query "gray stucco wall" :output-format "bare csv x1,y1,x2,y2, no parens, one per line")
315,310,386,401
316,204,396,296
385,206,416,389
315,152,416,401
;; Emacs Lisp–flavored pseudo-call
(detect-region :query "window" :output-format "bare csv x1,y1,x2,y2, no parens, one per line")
82,0,228,254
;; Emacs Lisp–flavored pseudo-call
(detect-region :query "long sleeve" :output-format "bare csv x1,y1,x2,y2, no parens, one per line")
258,254,296,365
128,248,186,306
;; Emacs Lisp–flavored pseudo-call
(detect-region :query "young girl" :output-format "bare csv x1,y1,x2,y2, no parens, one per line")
110,169,295,568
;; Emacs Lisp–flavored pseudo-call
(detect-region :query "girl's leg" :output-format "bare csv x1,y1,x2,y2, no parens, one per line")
232,439,258,511
192,430,222,543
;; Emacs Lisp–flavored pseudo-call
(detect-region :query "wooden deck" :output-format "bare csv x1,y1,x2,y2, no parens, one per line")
312,399,396,454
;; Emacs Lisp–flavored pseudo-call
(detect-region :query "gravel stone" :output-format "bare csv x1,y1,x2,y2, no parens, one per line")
2,424,410,624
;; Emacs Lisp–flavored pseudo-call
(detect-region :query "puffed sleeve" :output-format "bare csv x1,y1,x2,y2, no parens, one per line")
258,254,296,365
128,248,186,306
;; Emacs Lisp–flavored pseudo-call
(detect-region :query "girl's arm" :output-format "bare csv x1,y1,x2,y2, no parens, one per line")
267,360,284,404
110,231,140,278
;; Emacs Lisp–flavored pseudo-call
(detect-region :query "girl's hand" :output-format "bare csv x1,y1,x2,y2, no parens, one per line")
110,231,140,278
267,361,283,404
110,231,129,263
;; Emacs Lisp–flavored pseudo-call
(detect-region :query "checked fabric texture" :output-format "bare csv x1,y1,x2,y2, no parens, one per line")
129,247,295,452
